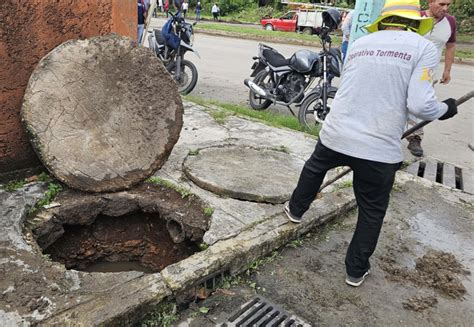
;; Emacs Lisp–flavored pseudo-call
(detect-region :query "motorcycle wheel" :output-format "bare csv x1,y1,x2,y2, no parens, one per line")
248,70,272,110
298,90,335,133
167,59,198,95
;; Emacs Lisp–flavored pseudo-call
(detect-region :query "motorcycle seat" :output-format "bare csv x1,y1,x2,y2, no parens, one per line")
263,49,290,67
153,29,166,45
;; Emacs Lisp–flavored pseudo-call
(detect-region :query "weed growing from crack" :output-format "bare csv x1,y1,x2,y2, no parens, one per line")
141,301,178,327
208,109,233,124
203,207,214,217
37,172,53,182
287,238,304,248
246,250,280,275
146,177,193,199
198,242,209,251
2,179,27,192
188,149,200,156
28,182,63,215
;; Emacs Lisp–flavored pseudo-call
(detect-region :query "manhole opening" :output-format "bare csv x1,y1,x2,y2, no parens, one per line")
27,184,211,273
43,211,200,273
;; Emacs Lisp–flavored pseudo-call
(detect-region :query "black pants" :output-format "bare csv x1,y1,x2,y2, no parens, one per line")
289,141,400,278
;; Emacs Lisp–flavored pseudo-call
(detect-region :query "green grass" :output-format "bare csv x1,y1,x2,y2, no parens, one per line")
203,206,214,217
184,95,320,137
141,302,178,327
195,22,341,46
145,176,193,198
2,179,27,192
457,33,474,44
453,49,474,59
28,182,63,215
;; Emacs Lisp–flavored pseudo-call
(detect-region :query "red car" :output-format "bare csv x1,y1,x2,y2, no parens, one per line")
260,11,298,32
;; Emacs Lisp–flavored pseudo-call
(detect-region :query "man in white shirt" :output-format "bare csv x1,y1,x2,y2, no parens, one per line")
284,0,458,287
406,0,457,157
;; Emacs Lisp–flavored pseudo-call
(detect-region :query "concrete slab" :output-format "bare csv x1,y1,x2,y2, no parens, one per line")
0,101,377,325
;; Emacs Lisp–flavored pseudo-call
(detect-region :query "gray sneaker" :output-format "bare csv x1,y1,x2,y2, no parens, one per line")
345,270,370,287
284,203,302,223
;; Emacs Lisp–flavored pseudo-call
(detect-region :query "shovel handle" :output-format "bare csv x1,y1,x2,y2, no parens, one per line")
318,90,474,192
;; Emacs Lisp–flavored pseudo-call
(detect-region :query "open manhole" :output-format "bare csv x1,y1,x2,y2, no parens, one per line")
25,183,211,273
405,159,473,194
219,296,310,326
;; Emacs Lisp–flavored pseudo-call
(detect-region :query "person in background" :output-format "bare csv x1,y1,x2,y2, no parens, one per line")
212,3,220,21
164,0,169,17
137,0,149,43
341,10,353,62
284,0,457,288
406,0,457,157
182,0,189,18
195,1,202,21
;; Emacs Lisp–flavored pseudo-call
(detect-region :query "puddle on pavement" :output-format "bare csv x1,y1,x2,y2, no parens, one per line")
43,212,199,273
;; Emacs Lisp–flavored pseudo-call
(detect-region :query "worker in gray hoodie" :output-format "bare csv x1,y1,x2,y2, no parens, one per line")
284,0,457,288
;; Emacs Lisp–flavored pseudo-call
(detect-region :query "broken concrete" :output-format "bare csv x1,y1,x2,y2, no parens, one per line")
21,34,183,192
183,145,304,203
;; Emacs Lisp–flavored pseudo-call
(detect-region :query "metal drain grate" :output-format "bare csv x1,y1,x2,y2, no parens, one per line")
405,159,473,194
219,296,310,327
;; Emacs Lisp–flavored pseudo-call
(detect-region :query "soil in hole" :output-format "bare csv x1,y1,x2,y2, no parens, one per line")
44,212,199,272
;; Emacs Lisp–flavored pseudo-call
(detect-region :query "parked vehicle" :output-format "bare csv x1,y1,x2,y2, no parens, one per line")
245,9,342,122
148,13,199,95
260,10,324,35
244,44,321,115
298,9,342,132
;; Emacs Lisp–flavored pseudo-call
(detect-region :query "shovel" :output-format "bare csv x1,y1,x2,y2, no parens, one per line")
318,90,474,192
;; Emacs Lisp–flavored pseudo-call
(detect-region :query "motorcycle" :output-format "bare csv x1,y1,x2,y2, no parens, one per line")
244,9,342,130
244,43,321,116
148,12,199,95
298,9,342,131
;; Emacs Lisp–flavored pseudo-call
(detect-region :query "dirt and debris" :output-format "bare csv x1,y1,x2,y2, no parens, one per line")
174,181,474,326
403,295,438,311
380,249,469,299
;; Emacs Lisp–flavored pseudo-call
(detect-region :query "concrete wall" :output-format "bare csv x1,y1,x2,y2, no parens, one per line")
0,0,136,177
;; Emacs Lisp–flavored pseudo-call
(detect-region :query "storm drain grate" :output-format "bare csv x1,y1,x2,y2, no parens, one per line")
219,296,310,327
404,159,473,194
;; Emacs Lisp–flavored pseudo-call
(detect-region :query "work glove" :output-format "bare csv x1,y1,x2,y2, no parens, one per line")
439,98,458,120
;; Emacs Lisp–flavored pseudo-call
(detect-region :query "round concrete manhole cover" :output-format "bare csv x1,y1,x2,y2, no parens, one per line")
183,145,305,203
21,34,183,192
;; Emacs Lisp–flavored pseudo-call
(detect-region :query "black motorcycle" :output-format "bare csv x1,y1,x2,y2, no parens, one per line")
244,43,321,116
148,12,199,95
298,9,342,131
